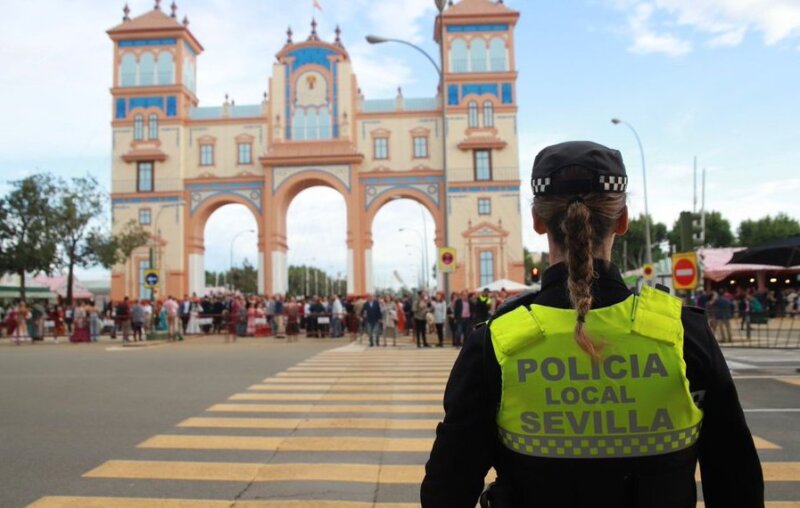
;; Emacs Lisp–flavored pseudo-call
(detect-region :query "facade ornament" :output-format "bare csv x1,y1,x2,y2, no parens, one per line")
123,3,131,21
182,15,189,26
170,1,177,18
154,0,161,10
308,18,319,41
263,91,268,102
286,26,293,44
335,25,342,45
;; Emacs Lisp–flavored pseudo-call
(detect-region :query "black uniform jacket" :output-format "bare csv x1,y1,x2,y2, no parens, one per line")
421,261,764,508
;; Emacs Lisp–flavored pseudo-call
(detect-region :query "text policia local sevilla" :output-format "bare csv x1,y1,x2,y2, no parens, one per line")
516,354,675,435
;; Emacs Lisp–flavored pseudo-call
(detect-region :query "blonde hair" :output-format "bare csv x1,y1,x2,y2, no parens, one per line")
533,174,626,361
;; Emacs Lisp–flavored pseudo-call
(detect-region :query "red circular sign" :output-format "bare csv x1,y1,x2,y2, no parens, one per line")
673,258,696,286
442,253,454,265
643,266,653,277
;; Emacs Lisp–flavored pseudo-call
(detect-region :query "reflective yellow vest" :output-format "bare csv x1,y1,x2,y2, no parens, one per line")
490,285,703,459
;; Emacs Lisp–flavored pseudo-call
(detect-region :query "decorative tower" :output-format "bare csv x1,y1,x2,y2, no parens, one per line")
437,0,524,289
107,3,204,300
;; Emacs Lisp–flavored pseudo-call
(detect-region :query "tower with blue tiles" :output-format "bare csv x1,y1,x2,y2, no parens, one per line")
440,0,524,288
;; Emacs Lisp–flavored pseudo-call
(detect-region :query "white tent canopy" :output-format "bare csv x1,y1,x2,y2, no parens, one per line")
474,278,533,293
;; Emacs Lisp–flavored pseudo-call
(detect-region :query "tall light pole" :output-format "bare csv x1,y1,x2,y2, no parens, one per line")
229,229,255,292
150,201,184,300
405,243,425,288
612,118,653,275
367,15,450,296
400,228,427,289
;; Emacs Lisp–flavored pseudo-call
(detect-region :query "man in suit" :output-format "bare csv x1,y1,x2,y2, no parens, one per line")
179,295,192,336
362,294,383,347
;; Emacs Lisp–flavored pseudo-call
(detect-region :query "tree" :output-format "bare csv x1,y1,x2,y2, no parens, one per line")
2,174,59,302
86,220,150,270
0,198,11,274
52,176,105,305
611,214,668,271
738,213,800,247
667,210,735,250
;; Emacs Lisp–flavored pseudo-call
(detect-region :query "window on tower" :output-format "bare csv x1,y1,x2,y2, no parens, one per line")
137,162,154,193
156,52,175,85
451,39,469,73
480,251,495,287
120,53,137,87
483,101,495,128
133,114,144,140
138,208,152,225
474,150,492,181
238,142,253,165
468,102,480,128
478,198,491,215
139,52,155,86
470,38,488,72
148,114,159,140
489,38,508,72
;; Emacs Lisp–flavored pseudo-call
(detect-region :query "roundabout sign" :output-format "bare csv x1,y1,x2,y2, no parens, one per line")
143,269,160,289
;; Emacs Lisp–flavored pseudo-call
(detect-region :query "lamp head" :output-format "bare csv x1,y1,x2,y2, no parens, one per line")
611,118,622,125
366,35,388,44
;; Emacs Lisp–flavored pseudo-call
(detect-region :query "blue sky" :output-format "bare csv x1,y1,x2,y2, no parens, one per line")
1,0,798,286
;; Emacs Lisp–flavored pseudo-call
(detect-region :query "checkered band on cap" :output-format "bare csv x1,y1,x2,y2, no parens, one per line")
600,175,628,192
498,424,701,459
532,177,551,194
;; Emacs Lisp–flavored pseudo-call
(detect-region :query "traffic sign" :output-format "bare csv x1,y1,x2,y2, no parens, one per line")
143,269,160,289
642,263,655,280
672,252,698,290
438,247,457,274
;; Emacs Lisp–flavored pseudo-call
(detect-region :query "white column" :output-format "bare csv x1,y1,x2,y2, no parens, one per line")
364,249,374,294
347,248,355,295
188,253,205,297
271,250,288,295
258,252,265,295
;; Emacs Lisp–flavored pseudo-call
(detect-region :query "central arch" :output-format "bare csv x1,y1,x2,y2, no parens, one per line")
270,169,353,295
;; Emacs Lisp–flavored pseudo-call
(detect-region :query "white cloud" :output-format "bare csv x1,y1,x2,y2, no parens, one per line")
614,0,800,54
627,3,692,57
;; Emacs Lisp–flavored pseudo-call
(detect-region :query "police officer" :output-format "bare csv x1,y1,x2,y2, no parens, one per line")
421,141,763,507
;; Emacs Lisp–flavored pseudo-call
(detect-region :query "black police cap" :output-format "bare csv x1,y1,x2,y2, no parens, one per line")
531,141,628,196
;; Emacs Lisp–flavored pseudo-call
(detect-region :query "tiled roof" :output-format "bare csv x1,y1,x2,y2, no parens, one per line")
108,9,183,34
445,0,515,16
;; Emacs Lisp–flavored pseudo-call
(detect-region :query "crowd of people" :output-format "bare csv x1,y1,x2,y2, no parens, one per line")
0,287,514,346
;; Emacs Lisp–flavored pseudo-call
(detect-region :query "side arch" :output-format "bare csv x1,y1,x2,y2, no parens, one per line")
365,188,444,248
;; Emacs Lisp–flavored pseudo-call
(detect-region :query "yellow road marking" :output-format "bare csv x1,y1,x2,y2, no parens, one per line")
276,372,449,378
695,462,800,482
780,377,800,387
698,504,800,508
177,417,440,430
139,435,434,452
27,497,418,508
287,367,452,372
208,403,443,414
262,377,446,384
84,460,425,484
248,384,445,392
753,436,783,450
230,393,442,402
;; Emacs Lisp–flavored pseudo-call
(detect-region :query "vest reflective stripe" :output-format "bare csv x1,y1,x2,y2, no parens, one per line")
490,285,703,459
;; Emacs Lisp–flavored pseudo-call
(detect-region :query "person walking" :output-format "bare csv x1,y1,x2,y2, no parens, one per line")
362,294,383,347
413,291,431,348
453,290,473,347
116,297,132,343
164,296,179,342
421,141,763,507
131,299,145,341
432,292,447,348
713,291,735,343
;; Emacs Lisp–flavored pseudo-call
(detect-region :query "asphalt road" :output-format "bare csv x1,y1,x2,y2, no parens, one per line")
1,336,798,507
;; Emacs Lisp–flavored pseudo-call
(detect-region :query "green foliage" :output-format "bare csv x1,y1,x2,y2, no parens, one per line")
86,220,150,269
667,210,734,250
205,259,258,295
288,265,345,297
738,213,800,247
52,175,105,304
2,174,59,301
611,214,668,271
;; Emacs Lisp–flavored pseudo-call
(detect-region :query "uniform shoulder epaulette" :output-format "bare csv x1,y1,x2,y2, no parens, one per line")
492,290,540,320
685,305,706,315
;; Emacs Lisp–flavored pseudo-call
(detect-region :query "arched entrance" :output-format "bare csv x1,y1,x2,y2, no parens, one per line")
186,196,265,297
367,190,444,293
286,187,347,296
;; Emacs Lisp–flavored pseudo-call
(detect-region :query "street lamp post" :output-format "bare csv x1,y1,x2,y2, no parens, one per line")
405,243,425,288
229,229,255,292
367,23,450,297
150,202,184,300
611,118,653,276
400,228,427,289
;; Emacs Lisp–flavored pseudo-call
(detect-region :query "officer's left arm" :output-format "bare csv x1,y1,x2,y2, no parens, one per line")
421,326,497,507
684,310,765,507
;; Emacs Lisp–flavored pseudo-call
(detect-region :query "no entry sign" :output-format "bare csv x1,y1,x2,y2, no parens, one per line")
672,252,698,290
438,247,457,274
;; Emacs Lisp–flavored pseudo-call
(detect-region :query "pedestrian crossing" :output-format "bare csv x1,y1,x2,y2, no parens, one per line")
27,346,800,507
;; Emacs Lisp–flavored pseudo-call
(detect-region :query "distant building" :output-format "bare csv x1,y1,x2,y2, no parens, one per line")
108,0,524,299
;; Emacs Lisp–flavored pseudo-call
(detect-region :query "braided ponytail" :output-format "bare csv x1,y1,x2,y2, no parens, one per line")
562,200,602,361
